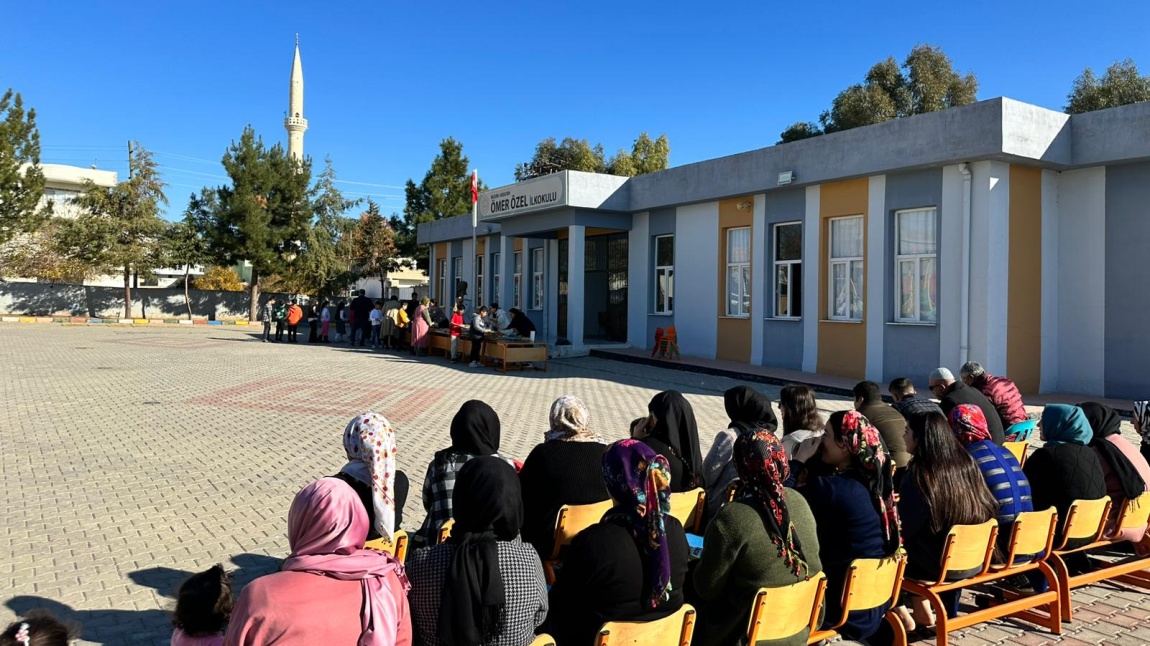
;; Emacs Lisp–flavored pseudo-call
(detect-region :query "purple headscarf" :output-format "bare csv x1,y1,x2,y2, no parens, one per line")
601,439,673,608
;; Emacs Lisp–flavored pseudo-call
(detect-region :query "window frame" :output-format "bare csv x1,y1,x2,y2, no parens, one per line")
893,207,938,324
453,256,462,302
436,258,447,303
725,227,751,318
491,252,501,306
828,215,864,321
475,254,484,307
772,221,802,319
530,247,544,310
653,234,674,314
513,251,523,309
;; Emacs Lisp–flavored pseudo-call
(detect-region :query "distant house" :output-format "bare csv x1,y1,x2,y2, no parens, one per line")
352,258,428,300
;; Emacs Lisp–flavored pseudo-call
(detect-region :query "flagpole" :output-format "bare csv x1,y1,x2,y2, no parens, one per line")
471,170,478,315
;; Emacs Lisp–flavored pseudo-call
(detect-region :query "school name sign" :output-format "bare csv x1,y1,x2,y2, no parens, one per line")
479,173,567,220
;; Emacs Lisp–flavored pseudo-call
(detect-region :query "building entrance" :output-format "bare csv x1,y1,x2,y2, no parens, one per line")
558,232,628,343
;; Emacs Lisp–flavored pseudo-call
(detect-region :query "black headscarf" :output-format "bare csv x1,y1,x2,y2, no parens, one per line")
724,385,779,434
439,456,524,646
439,400,501,462
1080,402,1146,500
647,391,705,487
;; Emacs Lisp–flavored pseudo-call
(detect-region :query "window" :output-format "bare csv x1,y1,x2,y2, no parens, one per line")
895,208,938,323
654,235,674,314
491,252,501,305
725,227,751,317
475,254,484,307
513,251,523,309
773,222,802,318
829,216,864,320
436,258,447,303
531,247,544,310
453,256,462,300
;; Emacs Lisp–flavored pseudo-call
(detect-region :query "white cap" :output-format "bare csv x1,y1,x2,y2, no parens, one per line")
930,367,955,382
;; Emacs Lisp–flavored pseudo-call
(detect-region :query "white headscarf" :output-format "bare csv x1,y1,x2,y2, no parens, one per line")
545,395,604,443
339,412,398,540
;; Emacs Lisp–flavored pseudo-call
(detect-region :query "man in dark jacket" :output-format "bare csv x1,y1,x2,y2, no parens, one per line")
888,377,945,418
960,361,1029,429
349,289,373,347
930,367,1006,445
853,381,912,469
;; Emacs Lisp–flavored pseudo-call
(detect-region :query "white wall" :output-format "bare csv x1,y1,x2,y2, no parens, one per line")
628,212,650,348
1056,167,1107,395
865,175,886,381
674,202,719,359
802,186,821,373
968,161,1011,375
938,165,964,371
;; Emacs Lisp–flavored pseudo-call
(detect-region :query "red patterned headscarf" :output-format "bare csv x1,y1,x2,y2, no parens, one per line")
948,404,991,447
734,430,809,578
837,410,902,554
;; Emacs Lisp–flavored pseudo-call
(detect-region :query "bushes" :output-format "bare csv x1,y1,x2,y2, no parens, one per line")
191,266,245,292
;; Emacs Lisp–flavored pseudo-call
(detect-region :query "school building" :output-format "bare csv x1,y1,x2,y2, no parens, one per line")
417,97,1150,399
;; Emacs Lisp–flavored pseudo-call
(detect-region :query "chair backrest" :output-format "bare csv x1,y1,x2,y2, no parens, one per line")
746,572,826,643
437,519,454,544
725,480,741,504
935,518,998,584
595,604,696,646
1001,508,1058,567
1114,493,1150,534
669,488,705,533
549,499,616,560
1003,441,1029,466
1008,419,1038,442
1058,497,1111,549
838,556,906,615
364,530,409,563
665,326,678,341
530,634,557,646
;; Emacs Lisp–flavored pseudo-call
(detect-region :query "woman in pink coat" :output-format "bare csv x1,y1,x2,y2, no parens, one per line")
1080,402,1150,545
410,298,432,356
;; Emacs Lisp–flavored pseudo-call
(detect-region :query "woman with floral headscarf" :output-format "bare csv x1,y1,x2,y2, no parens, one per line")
692,431,822,646
547,439,689,646
331,412,409,541
519,395,610,558
1023,405,1107,550
792,410,901,642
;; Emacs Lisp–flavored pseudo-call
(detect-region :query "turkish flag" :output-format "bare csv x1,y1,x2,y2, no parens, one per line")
470,170,478,203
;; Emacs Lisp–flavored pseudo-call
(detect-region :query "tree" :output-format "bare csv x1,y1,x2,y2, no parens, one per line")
192,266,245,291
351,199,398,292
0,219,86,283
390,137,484,269
625,132,671,175
515,137,606,180
197,126,313,320
777,44,978,141
1066,59,1150,114
62,144,168,318
163,206,212,319
281,158,360,297
0,88,48,248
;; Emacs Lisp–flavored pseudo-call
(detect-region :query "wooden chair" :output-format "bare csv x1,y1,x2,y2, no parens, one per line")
746,572,826,644
724,480,741,504
900,513,1063,646
1046,495,1150,621
808,556,907,646
595,604,696,646
529,634,556,646
437,519,454,544
363,529,409,563
669,488,705,534
1003,441,1029,467
544,499,615,584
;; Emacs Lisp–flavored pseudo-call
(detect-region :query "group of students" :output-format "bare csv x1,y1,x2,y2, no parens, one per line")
9,384,1150,646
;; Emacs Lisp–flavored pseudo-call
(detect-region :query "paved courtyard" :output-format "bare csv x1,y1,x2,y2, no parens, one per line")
1,324,1147,645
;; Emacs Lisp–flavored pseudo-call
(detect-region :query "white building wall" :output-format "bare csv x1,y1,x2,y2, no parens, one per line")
674,202,719,359
628,212,650,348
938,165,964,372
1055,167,1107,395
968,161,1011,375
802,186,821,373
865,175,886,381
750,195,767,365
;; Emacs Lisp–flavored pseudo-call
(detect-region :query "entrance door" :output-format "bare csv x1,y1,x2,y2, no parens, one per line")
583,233,628,342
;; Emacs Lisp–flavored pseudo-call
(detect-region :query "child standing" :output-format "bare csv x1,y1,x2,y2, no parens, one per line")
319,300,331,343
171,565,233,646
369,300,384,348
449,305,465,363
334,302,347,342
2,611,74,646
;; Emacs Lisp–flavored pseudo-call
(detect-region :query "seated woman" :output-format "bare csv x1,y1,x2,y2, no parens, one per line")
899,411,999,627
693,431,822,646
792,410,901,643
948,405,1033,539
330,412,409,541
778,384,826,462
632,390,705,492
1079,402,1150,542
506,307,537,339
415,400,515,544
701,386,778,524
547,439,689,646
519,395,610,558
225,478,411,645
407,457,547,646
1136,401,1150,464
1023,405,1108,551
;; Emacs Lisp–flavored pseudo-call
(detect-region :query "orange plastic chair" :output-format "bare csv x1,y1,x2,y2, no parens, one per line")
747,572,826,643
651,327,665,358
595,604,696,646
544,499,615,584
663,326,681,360
437,519,455,544
364,529,409,563
725,480,741,504
808,556,907,645
669,488,705,534
1003,441,1029,467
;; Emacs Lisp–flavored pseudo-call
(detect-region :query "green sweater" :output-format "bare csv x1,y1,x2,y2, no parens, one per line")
692,489,823,646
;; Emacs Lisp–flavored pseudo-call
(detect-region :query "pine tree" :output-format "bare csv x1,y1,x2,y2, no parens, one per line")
0,89,47,249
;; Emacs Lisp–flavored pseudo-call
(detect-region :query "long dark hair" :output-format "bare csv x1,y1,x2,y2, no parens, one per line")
780,384,823,435
172,564,234,637
906,412,999,533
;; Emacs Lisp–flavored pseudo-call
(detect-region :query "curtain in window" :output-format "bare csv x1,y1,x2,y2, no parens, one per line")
727,228,751,263
830,217,864,258
897,209,937,255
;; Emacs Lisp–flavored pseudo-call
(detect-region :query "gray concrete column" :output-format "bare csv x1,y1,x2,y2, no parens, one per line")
567,225,585,348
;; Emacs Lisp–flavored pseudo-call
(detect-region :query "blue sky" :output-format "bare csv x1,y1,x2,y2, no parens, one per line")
5,0,1149,218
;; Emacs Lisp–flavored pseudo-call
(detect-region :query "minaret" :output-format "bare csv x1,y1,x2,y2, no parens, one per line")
285,35,307,160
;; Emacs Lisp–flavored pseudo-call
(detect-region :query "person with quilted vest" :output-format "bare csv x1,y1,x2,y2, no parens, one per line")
960,361,1028,429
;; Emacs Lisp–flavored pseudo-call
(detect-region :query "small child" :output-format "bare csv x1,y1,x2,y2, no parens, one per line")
449,306,465,363
171,565,233,646
369,300,384,348
1,611,75,646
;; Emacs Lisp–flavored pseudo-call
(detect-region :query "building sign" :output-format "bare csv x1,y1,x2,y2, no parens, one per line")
479,173,567,220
